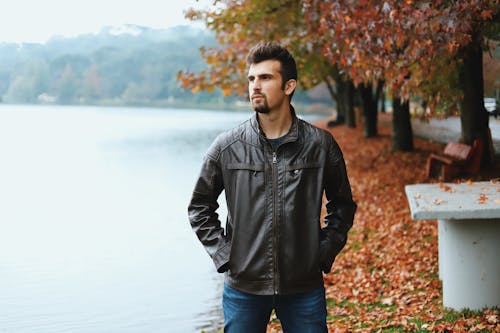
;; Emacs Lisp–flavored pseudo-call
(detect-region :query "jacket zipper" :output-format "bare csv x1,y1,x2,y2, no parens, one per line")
272,150,279,294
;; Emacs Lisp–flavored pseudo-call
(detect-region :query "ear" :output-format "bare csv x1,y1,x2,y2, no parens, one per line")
284,79,297,96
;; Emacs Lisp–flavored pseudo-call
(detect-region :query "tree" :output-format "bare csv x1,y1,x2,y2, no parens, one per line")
5,60,49,103
307,0,498,157
358,80,384,138
121,63,164,104
82,64,101,101
55,64,79,104
179,0,357,127
392,97,413,151
458,30,490,161
458,11,500,163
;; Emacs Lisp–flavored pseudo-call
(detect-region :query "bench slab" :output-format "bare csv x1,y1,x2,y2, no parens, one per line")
405,181,500,220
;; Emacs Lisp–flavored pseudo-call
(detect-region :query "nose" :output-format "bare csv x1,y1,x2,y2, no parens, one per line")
252,78,261,91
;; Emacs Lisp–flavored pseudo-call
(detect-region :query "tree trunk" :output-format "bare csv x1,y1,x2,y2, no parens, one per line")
392,97,414,151
381,88,386,113
338,79,355,128
335,79,346,125
359,81,382,137
344,80,356,128
458,32,492,164
326,69,355,128
323,75,338,116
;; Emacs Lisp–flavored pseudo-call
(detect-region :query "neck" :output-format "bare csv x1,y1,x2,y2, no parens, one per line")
257,104,293,139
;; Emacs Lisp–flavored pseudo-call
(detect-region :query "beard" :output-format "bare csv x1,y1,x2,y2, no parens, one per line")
251,96,270,114
254,104,270,114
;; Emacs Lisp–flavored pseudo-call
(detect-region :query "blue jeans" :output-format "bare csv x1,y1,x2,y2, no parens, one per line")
222,284,328,333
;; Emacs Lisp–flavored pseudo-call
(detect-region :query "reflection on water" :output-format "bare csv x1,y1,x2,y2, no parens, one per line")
0,105,250,333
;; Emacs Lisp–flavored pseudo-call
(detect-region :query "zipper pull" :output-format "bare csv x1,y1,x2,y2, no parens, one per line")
272,151,277,164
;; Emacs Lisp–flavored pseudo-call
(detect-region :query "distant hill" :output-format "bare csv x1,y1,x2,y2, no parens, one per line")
0,25,227,107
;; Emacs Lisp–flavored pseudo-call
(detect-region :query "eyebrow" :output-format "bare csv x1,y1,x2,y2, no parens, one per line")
247,73,274,80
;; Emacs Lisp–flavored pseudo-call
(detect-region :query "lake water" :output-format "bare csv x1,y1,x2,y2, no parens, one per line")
0,105,248,333
0,104,321,333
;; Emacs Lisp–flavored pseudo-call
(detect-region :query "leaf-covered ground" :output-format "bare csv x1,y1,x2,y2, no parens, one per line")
268,114,500,333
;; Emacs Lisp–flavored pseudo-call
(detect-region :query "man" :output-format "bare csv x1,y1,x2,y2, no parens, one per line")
188,42,356,332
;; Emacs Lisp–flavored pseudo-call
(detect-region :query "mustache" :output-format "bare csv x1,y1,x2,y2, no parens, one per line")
251,93,265,99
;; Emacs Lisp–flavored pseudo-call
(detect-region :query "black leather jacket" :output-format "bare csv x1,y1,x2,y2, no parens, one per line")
188,110,356,295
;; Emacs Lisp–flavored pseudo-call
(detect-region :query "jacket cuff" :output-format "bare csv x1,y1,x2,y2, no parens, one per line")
213,241,231,273
319,239,343,273
321,255,336,274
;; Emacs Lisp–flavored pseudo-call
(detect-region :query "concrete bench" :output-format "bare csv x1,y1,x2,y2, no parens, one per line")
405,181,500,310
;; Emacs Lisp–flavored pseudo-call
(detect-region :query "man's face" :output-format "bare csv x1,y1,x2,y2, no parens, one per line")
247,60,287,114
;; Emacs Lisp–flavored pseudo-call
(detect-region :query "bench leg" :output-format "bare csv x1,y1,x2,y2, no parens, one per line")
442,165,451,181
442,164,461,182
439,218,500,310
426,158,442,179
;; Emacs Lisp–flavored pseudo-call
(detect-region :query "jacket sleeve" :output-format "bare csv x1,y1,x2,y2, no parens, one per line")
187,137,230,273
320,137,357,273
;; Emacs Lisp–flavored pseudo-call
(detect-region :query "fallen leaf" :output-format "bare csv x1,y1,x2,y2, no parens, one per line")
477,194,488,204
433,198,446,205
439,183,455,192
485,314,498,324
381,297,394,305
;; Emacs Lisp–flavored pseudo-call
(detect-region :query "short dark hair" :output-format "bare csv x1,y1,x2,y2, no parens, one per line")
246,42,297,93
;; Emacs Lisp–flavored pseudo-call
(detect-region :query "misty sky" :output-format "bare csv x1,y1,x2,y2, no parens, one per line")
0,0,209,43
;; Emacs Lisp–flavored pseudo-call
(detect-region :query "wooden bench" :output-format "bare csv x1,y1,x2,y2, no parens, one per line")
426,139,484,181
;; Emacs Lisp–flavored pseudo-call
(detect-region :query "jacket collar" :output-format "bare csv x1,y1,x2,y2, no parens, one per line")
250,105,299,145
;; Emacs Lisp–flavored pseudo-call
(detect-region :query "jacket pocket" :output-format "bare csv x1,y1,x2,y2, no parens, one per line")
225,163,265,191
285,162,322,196
286,162,322,175
227,163,265,172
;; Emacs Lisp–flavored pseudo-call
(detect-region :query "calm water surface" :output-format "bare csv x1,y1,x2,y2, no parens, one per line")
0,104,321,333
0,105,254,333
